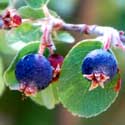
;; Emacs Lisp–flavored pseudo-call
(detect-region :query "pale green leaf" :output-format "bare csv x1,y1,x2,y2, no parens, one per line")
18,6,45,19
54,31,75,43
5,23,41,44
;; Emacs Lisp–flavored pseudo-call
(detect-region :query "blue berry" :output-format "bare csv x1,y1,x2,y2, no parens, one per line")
81,49,118,91
15,54,53,96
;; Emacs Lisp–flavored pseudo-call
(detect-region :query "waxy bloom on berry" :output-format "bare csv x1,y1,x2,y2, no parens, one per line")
15,54,53,96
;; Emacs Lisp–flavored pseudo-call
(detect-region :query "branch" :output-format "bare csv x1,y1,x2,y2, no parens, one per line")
62,23,125,42
62,23,125,50
38,20,56,55
33,6,125,53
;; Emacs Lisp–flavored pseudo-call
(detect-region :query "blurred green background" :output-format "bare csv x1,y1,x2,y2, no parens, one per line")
0,0,125,125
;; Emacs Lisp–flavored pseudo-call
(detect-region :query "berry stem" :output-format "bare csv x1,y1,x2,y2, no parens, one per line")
38,21,56,55
38,5,61,55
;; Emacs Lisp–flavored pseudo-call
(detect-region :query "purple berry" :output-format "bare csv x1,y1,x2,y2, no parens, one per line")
48,54,64,81
12,15,22,27
81,49,118,91
48,54,64,69
15,54,53,96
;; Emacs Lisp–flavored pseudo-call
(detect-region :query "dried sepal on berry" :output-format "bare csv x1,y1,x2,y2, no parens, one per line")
19,82,38,96
2,9,22,29
84,73,109,91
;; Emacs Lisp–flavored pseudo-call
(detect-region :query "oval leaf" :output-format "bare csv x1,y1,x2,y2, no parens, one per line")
54,31,75,44
4,41,59,108
58,40,120,118
18,6,45,19
5,23,41,44
24,0,48,8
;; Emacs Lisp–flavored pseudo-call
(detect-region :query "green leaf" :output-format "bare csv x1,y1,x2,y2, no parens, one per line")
18,6,45,19
0,30,15,55
10,41,27,51
24,0,48,8
31,83,59,109
18,6,59,19
4,41,59,108
54,31,75,44
5,23,41,44
58,39,120,118
0,57,5,96
0,0,9,10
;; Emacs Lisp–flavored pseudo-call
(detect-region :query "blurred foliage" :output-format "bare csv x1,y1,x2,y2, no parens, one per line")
0,89,57,125
0,57,5,96
0,0,9,10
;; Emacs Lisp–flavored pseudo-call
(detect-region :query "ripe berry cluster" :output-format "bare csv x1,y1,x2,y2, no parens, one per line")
15,53,63,96
0,9,22,29
2,7,120,97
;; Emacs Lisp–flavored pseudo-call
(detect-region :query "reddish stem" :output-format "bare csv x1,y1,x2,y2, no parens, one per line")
38,22,55,55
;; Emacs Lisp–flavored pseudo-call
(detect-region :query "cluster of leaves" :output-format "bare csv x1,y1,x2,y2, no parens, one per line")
0,0,121,118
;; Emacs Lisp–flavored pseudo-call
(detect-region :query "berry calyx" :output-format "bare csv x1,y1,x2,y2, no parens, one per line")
48,54,64,81
81,49,118,91
2,10,22,29
15,54,53,96
19,83,38,96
